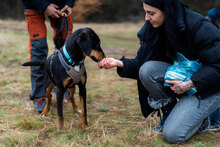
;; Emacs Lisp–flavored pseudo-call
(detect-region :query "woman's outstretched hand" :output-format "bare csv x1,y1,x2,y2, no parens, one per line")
98,57,123,69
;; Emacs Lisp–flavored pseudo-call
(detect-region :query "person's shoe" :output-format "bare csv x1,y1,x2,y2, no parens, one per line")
198,117,210,133
33,97,46,113
207,121,220,131
153,124,163,134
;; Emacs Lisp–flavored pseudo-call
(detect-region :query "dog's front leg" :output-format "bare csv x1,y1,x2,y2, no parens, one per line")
78,84,88,129
56,88,65,130
69,87,81,114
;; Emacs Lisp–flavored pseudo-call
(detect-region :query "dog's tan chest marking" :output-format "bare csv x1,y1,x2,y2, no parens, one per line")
63,77,73,88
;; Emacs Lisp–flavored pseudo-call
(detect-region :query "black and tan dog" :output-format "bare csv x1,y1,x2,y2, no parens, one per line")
23,28,105,130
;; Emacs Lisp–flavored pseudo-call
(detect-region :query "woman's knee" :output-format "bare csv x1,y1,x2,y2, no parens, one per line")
139,61,156,83
162,126,181,144
162,121,198,144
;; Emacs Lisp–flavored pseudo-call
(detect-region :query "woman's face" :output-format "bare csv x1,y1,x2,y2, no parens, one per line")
143,3,165,28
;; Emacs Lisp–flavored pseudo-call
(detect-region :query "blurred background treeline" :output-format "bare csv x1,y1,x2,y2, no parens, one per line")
0,0,220,22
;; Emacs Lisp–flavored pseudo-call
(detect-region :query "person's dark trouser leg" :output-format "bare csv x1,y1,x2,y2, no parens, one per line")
30,39,48,99
24,9,48,100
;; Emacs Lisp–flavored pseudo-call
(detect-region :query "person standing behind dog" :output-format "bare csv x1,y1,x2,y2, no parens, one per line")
98,0,220,144
21,0,75,113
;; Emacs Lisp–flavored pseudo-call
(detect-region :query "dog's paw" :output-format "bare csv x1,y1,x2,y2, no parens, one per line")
74,109,81,114
82,124,89,129
40,112,48,117
40,110,49,117
41,114,46,117
77,110,82,114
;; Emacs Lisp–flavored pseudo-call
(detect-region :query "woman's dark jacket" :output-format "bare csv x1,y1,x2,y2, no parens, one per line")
117,8,220,118
21,0,75,13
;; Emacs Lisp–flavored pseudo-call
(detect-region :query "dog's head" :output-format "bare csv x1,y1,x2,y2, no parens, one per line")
70,28,105,62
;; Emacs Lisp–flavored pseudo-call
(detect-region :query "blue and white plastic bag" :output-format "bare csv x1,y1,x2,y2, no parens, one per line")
164,52,202,96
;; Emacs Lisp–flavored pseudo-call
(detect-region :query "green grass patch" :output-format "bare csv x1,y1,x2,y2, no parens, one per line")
48,127,57,133
15,119,44,130
0,80,9,87
0,109,6,115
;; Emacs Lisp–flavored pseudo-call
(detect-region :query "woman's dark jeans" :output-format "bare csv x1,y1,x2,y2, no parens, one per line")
139,61,220,144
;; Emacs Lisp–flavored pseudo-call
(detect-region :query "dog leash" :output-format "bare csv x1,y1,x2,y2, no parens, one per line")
56,12,69,48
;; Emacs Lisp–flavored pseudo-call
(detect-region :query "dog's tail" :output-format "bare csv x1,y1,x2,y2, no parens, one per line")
22,61,45,66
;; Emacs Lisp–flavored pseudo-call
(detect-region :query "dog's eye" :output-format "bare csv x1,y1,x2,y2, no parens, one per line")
94,44,101,50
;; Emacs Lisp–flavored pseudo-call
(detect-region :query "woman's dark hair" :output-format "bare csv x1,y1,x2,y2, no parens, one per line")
141,0,186,59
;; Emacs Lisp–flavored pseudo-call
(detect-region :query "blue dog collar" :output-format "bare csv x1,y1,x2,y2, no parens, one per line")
63,45,75,66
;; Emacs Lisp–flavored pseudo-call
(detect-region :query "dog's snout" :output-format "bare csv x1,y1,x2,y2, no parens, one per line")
90,50,105,62
91,56,98,62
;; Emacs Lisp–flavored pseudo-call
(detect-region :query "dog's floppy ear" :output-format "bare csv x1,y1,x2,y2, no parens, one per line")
77,32,92,56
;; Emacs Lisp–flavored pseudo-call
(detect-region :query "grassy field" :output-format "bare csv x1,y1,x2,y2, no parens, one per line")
0,20,219,147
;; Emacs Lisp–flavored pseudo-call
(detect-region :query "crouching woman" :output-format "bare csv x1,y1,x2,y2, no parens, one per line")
98,0,220,144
